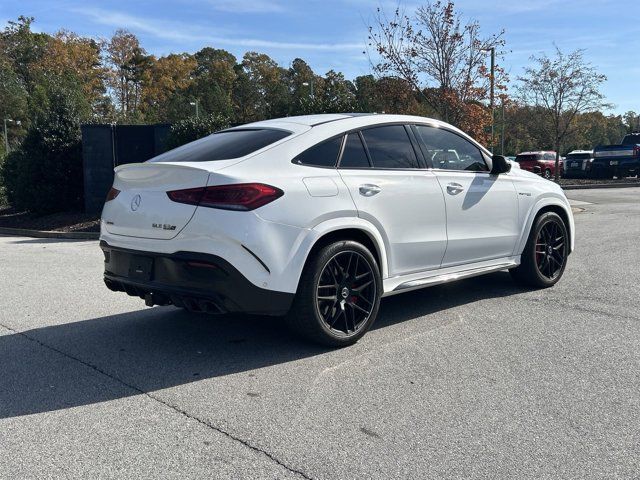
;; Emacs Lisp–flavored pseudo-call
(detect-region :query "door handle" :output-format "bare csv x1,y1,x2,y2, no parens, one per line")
359,184,382,197
446,182,464,195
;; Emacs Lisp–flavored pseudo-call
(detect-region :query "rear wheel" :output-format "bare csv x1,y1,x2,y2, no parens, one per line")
510,212,568,288
286,240,381,347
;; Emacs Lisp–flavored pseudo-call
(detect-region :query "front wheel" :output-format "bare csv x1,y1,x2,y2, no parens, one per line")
510,212,569,288
544,169,552,179
286,240,381,347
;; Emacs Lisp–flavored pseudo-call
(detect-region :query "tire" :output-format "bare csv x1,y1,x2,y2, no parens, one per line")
544,169,552,179
285,240,382,347
510,212,569,288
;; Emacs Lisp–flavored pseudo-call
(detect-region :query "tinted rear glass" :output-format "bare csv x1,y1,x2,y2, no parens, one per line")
294,136,343,167
361,125,419,169
516,154,543,162
622,134,640,145
339,133,371,168
149,129,290,163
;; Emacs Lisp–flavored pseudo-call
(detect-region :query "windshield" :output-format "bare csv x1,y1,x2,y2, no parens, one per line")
515,154,543,162
149,129,291,163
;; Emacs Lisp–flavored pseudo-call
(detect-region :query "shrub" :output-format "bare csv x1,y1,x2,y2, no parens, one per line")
0,89,83,214
165,113,230,150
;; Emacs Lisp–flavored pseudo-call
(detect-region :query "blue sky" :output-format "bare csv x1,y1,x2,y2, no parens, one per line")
2,0,639,114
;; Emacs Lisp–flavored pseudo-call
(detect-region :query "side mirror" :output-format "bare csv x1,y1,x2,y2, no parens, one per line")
491,155,511,175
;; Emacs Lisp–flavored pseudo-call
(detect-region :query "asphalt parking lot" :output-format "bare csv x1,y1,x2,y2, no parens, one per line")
1,187,639,479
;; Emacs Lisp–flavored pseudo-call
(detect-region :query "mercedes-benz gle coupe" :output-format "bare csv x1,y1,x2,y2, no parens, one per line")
101,114,574,346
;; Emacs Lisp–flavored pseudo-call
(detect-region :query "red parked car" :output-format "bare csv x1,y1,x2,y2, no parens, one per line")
515,151,563,179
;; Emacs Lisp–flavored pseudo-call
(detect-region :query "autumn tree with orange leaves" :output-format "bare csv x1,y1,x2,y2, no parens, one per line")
367,1,506,143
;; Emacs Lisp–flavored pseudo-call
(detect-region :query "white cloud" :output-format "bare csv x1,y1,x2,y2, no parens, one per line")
73,7,362,51
205,0,286,13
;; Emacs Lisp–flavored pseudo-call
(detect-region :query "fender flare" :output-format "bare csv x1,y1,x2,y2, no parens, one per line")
286,216,390,285
515,196,574,255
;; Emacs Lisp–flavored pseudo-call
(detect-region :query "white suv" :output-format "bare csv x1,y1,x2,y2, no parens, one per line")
100,114,574,346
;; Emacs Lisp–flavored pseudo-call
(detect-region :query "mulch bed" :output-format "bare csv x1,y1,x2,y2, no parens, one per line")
558,177,640,186
0,205,100,233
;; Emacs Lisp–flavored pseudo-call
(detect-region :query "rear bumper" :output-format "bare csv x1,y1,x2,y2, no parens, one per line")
101,241,294,316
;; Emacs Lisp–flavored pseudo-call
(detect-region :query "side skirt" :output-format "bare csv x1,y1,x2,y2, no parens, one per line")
382,256,520,297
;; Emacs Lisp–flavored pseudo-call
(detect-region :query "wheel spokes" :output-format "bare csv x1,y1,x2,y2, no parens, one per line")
316,250,376,336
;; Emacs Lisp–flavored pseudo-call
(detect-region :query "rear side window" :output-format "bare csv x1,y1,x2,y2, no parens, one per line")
414,125,488,171
339,133,370,168
293,136,343,167
622,134,640,145
149,129,291,163
361,125,419,169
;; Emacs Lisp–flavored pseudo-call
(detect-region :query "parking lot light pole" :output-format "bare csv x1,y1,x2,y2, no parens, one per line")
4,118,17,154
302,80,314,99
189,100,199,118
481,47,496,153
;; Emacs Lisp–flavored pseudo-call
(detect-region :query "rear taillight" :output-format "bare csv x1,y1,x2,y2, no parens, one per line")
167,183,283,211
105,187,120,202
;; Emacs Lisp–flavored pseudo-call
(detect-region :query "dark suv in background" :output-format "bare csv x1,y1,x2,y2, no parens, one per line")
592,133,640,178
563,150,594,178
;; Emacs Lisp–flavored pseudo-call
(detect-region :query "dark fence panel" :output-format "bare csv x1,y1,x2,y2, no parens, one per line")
82,124,170,214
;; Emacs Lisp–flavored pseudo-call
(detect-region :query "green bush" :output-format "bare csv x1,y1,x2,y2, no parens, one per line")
0,89,83,214
165,113,230,150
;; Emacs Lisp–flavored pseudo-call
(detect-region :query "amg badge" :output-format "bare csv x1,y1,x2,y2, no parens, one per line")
152,223,177,231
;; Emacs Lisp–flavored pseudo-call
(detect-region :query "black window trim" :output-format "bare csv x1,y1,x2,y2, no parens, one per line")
338,122,424,171
290,120,493,173
412,123,491,174
291,133,346,169
337,131,372,169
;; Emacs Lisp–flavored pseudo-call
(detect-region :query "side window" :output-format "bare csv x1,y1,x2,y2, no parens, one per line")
339,133,370,168
293,136,343,167
414,125,488,172
361,125,419,169
544,153,555,161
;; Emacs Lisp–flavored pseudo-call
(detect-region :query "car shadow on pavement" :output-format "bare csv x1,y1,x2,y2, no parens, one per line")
1,272,523,419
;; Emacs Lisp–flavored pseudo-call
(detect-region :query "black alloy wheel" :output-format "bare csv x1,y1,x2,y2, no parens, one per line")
315,250,376,336
285,240,382,347
510,211,569,288
534,219,566,280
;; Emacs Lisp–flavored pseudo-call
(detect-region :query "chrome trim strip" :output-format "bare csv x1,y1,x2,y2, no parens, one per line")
393,261,518,293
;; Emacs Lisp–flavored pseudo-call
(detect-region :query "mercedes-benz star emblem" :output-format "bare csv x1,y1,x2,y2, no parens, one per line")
130,194,142,211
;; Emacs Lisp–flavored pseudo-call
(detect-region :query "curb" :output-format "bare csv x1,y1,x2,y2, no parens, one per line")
0,227,99,240
561,183,639,190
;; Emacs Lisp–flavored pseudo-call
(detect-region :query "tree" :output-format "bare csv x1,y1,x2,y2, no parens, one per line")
0,86,83,213
367,1,504,140
518,46,609,180
105,29,151,119
37,30,106,111
142,53,196,121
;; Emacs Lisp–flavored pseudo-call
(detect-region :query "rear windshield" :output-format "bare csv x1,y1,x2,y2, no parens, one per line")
149,129,291,163
567,153,592,160
515,154,543,162
622,134,640,145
